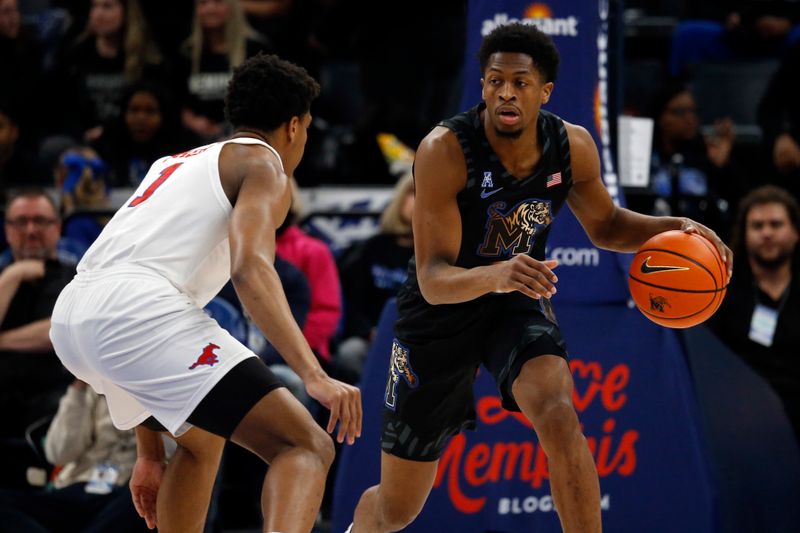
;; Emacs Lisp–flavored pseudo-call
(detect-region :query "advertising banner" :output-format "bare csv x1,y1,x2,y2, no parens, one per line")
332,300,715,532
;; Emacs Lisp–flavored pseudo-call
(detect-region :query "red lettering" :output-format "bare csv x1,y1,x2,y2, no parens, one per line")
571,360,603,411
435,434,486,514
464,444,492,485
570,359,631,412
588,418,639,477
601,365,629,411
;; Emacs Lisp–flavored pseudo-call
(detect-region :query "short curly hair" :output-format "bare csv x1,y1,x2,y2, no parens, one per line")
225,53,321,132
478,23,560,83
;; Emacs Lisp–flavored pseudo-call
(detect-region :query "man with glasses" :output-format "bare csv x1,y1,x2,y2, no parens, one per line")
0,188,75,487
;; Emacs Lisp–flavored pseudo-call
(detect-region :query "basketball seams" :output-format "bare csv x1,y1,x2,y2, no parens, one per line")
628,274,728,293
629,231,728,328
638,300,714,323
690,233,726,288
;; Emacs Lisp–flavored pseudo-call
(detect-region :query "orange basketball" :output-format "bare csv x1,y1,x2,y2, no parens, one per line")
628,230,728,328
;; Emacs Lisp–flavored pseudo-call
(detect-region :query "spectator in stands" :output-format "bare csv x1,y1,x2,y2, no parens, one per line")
53,146,111,250
709,185,800,443
0,0,44,131
93,80,199,186
672,1,800,76
758,39,800,200
179,0,272,140
51,0,163,142
0,379,149,533
310,0,465,184
0,0,21,42
275,178,342,368
240,0,309,64
0,98,42,192
632,81,744,237
0,189,75,486
337,171,414,378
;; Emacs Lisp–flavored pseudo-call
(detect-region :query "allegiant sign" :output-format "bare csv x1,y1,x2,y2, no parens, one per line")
481,3,580,37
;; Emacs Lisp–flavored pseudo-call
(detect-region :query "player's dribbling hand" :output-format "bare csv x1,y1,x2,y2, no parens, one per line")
493,255,559,300
130,456,165,529
305,375,362,445
681,218,733,281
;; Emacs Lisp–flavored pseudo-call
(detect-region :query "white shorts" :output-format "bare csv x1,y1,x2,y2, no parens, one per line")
50,267,255,436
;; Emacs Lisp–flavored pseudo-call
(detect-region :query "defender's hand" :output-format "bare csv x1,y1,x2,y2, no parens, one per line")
493,255,559,300
681,218,733,282
130,457,165,529
306,375,362,445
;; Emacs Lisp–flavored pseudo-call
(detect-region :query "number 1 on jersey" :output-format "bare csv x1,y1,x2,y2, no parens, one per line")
128,162,183,207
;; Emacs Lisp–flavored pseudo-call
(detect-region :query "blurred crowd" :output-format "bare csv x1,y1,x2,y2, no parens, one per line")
0,0,798,531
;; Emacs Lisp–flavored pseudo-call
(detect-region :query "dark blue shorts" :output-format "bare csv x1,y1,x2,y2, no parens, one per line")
381,300,567,461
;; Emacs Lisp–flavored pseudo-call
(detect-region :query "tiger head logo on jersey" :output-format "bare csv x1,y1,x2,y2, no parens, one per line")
478,199,553,257
385,340,418,410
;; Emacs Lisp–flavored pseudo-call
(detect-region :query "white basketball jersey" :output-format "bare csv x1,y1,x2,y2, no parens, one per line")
78,138,283,307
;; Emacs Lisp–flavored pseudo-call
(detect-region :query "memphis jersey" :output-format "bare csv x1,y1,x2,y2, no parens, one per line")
395,104,572,339
77,138,282,307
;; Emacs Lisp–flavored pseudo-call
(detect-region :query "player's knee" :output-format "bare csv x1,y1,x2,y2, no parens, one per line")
301,423,335,470
527,397,581,445
379,497,423,531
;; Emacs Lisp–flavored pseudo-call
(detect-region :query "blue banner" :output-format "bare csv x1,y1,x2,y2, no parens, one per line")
460,0,631,304
332,299,715,533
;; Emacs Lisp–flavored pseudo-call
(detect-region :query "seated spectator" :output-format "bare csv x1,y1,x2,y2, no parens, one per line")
178,0,272,141
758,39,800,200
0,379,149,533
671,1,800,76
0,0,45,145
49,0,164,142
93,80,199,186
53,146,111,250
240,0,314,70
708,185,800,443
276,178,341,368
628,81,744,238
0,97,42,193
0,189,76,487
337,171,414,378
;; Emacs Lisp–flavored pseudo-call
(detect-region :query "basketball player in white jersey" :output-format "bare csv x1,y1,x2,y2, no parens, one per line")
49,54,361,533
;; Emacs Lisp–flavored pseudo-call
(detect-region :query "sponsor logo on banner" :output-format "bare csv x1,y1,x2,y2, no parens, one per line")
433,358,637,515
549,246,600,267
482,3,579,37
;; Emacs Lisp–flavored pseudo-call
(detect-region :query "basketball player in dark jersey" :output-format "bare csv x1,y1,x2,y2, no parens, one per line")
347,23,733,533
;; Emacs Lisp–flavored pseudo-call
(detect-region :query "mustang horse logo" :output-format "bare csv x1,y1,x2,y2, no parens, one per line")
478,199,552,257
189,343,221,370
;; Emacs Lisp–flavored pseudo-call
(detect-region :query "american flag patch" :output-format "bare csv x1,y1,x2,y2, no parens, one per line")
546,172,562,187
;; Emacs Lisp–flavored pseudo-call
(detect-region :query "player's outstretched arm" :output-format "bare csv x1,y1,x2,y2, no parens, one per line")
227,149,361,444
130,426,166,530
414,128,559,304
565,123,732,276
